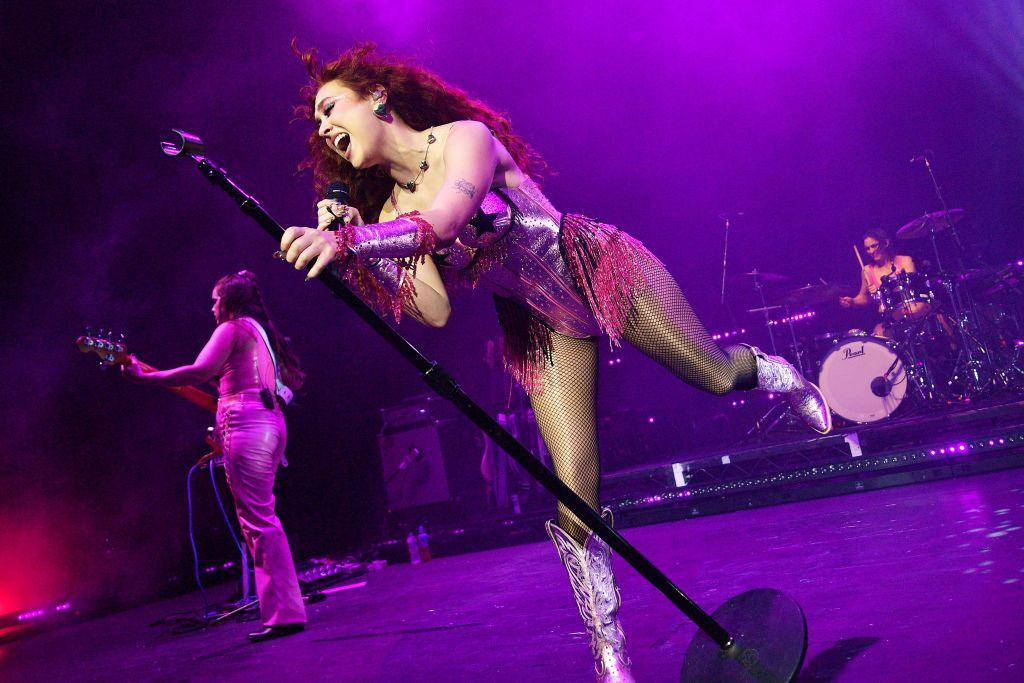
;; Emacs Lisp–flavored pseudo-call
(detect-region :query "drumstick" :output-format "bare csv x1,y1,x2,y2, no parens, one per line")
853,244,865,270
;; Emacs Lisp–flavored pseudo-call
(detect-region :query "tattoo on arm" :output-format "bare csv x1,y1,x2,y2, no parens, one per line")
454,179,476,199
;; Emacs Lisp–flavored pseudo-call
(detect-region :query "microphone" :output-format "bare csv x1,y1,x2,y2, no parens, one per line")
385,446,425,485
324,181,351,231
398,447,424,471
909,150,932,164
872,355,902,397
870,376,892,398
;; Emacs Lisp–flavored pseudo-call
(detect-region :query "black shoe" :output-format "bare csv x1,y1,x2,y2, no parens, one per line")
246,623,305,643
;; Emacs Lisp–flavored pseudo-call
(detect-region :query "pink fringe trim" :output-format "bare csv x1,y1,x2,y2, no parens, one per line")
340,260,403,319
493,296,553,395
336,211,437,321
392,212,437,320
500,214,658,393
559,214,656,346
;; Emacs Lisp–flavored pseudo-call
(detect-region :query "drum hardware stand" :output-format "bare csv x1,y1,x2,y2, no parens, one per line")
938,275,993,396
749,270,779,355
741,306,809,444
897,335,942,405
917,154,966,262
718,214,745,334
889,318,948,405
739,296,811,443
780,304,807,380
915,154,993,397
740,399,808,444
989,358,1024,392
1009,345,1024,386
720,213,733,306
983,269,1024,388
942,269,996,396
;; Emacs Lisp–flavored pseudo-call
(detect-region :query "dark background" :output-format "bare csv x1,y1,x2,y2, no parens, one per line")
2,1,1021,617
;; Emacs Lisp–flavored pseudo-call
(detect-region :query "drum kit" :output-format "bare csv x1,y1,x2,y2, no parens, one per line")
737,209,1024,429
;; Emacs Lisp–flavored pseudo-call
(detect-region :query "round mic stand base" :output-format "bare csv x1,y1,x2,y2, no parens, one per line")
681,589,808,683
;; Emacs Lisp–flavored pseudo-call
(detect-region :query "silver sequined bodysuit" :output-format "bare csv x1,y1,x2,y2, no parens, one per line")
434,178,603,338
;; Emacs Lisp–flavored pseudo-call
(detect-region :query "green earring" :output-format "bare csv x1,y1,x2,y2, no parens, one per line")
371,90,388,119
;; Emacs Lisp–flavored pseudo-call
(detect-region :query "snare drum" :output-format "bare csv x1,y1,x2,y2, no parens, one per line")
818,335,908,423
879,272,935,321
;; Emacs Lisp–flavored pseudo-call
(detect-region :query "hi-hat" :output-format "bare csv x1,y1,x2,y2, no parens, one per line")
897,209,964,239
785,282,842,307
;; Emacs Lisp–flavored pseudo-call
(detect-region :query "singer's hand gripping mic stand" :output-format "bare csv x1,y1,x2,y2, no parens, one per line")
161,129,808,682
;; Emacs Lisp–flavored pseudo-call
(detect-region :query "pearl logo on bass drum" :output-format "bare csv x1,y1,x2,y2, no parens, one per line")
842,345,867,360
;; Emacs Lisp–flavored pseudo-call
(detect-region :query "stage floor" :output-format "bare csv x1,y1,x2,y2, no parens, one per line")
4,467,1024,682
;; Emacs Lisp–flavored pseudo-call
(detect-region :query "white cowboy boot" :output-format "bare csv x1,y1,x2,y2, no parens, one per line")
547,512,635,683
748,345,832,434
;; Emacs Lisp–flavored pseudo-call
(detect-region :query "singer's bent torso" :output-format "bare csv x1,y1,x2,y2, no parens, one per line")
388,175,603,338
375,126,606,337
438,178,604,338
367,125,661,389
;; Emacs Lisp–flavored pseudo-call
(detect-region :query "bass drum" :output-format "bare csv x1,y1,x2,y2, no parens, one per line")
818,335,908,423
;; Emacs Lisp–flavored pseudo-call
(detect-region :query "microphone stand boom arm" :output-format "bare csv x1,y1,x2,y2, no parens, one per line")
165,132,734,649
163,131,817,683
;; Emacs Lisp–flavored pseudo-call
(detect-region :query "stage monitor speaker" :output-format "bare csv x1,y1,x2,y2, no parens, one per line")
379,426,450,511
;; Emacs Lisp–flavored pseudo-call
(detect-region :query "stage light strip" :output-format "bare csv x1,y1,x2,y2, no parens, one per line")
15,601,72,622
613,429,1024,510
320,581,368,595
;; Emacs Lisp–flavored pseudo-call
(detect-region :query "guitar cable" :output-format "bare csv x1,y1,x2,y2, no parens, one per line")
184,457,249,622
186,461,213,620
207,459,253,609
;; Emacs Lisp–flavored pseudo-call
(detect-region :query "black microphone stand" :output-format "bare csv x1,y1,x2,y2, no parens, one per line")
917,155,990,394
161,129,808,681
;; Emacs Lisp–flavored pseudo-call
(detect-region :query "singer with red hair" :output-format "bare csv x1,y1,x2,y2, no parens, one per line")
279,43,830,679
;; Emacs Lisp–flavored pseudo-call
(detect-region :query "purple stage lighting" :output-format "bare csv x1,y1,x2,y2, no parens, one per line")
16,608,46,622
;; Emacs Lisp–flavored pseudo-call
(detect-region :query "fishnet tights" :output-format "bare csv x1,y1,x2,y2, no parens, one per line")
622,257,757,395
530,256,758,543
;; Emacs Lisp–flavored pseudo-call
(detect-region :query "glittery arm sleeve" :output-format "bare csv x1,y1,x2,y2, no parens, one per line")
335,212,437,261
331,256,412,320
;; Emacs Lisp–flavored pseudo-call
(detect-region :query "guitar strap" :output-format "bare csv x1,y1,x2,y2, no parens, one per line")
238,317,294,405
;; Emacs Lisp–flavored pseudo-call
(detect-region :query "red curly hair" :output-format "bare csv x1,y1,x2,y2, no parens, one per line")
294,42,549,222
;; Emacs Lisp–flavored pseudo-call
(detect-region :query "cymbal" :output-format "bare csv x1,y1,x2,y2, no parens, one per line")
736,269,791,283
896,208,964,239
956,267,994,282
983,261,1024,296
784,281,843,307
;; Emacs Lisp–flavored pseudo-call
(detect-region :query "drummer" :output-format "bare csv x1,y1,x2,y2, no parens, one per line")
839,228,919,337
